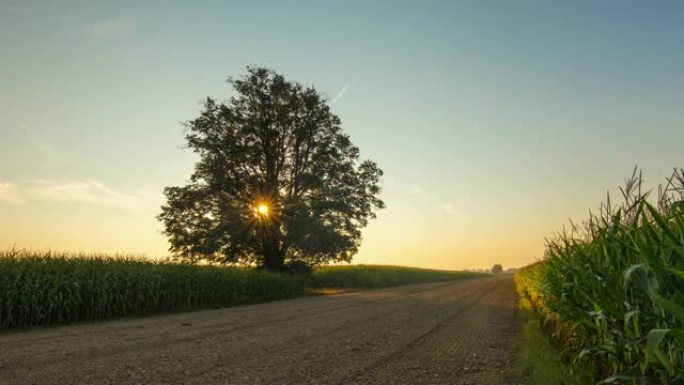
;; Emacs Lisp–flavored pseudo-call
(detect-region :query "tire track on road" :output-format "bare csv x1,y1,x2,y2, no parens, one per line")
332,280,500,385
0,276,518,385
0,280,477,369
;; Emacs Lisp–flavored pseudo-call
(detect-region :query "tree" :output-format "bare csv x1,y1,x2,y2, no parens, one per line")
159,67,384,271
491,264,503,274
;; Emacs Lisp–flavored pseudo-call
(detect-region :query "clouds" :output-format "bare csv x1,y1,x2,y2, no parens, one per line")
403,181,459,217
0,6,34,16
83,17,136,39
0,182,22,204
0,180,141,211
440,202,457,216
409,185,424,195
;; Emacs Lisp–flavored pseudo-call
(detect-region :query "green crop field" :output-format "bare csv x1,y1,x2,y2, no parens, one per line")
0,250,306,330
311,264,490,289
516,169,684,384
0,250,487,331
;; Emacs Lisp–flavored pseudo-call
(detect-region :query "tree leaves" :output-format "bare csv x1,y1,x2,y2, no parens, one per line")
158,67,384,269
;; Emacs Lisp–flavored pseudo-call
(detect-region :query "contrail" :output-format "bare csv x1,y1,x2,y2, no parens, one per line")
331,83,351,105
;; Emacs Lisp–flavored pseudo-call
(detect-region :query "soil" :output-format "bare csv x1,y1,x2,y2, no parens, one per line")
0,274,521,385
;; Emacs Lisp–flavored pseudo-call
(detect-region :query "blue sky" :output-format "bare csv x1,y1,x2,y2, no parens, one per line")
1,1,683,269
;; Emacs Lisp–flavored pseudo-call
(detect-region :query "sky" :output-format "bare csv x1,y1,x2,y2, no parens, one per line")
1,1,683,270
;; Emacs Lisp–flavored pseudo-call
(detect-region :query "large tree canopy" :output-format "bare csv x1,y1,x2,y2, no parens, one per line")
159,67,384,270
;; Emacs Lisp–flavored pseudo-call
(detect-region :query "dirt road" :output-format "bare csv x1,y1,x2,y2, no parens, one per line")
0,274,520,385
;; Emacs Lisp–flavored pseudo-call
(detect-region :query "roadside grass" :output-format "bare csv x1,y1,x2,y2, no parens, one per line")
310,264,490,289
516,298,593,385
0,251,489,330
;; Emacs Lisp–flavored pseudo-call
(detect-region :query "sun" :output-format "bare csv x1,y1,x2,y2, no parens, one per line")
256,203,269,216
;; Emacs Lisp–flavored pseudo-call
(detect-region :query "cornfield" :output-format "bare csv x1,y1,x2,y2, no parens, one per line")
516,168,684,384
0,252,487,331
311,264,490,289
0,250,306,330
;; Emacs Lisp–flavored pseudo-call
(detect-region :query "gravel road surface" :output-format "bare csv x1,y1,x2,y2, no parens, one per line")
0,274,520,385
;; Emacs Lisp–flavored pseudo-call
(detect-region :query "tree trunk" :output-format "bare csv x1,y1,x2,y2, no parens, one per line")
262,223,284,271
